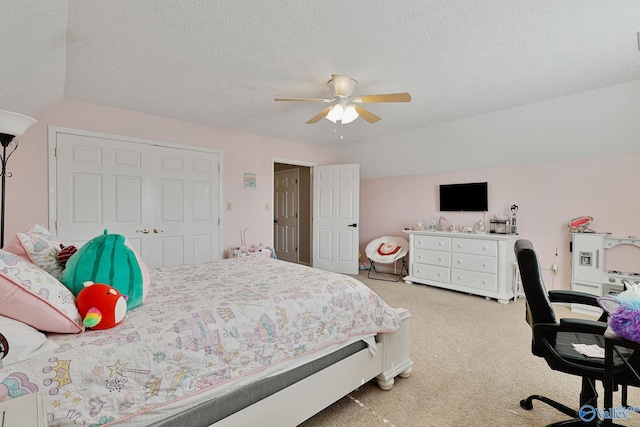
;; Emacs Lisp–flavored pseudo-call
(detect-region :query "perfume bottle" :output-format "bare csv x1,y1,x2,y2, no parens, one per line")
511,204,518,234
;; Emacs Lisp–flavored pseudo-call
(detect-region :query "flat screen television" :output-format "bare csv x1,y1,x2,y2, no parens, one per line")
439,182,488,212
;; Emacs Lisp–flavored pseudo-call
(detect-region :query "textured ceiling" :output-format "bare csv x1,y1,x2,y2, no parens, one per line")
4,1,640,146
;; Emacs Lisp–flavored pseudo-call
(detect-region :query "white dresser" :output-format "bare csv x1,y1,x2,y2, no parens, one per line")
403,230,518,304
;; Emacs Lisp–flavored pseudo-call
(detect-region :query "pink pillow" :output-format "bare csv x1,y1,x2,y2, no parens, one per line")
3,224,64,278
0,250,82,333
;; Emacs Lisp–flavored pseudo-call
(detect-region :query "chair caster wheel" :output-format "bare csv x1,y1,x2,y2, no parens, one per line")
520,399,533,410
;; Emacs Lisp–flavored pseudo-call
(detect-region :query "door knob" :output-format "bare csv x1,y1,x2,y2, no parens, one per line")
136,228,149,234
153,228,164,233
347,223,358,228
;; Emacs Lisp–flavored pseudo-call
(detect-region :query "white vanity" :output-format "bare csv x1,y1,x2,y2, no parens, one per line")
403,230,518,304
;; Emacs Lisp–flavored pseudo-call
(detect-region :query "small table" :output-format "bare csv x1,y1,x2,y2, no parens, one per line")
603,328,640,427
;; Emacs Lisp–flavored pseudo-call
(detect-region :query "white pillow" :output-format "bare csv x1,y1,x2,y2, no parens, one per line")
0,315,58,367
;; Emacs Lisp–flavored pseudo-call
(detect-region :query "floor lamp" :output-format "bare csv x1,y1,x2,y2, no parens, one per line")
0,110,37,248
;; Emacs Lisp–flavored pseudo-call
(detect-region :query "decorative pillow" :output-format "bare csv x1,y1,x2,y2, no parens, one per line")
3,223,65,278
0,250,83,333
0,315,58,366
59,230,150,310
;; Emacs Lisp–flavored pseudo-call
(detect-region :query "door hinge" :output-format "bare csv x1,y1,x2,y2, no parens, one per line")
218,218,220,225
54,147,57,157
295,212,298,218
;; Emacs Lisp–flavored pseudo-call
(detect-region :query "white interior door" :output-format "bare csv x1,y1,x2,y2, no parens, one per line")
312,164,360,275
55,133,150,253
53,129,221,268
151,146,221,267
274,169,299,263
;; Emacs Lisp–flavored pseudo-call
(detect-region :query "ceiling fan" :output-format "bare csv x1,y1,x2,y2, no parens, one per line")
274,74,411,124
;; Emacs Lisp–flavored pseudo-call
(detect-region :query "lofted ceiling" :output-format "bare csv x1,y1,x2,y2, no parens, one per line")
3,1,640,146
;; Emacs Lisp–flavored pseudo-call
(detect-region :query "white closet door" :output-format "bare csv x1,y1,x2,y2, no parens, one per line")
54,131,221,268
151,146,220,267
55,133,150,254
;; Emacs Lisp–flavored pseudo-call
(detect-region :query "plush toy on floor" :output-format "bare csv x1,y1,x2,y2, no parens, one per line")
77,282,128,330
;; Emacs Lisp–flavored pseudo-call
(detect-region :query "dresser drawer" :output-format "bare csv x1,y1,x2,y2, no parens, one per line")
451,269,498,291
414,249,450,267
451,253,497,274
452,238,497,257
413,263,450,283
414,235,451,251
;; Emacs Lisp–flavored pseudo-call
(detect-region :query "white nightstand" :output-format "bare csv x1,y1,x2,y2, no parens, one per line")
0,392,47,426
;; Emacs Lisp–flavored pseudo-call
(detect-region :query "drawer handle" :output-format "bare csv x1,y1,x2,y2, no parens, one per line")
482,246,488,250
457,244,462,248
457,260,462,264
482,263,488,267
457,275,463,280
418,255,423,259
437,273,442,277
438,242,443,246
482,280,488,284
438,257,443,261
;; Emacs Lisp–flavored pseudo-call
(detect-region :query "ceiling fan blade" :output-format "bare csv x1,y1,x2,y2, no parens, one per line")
354,105,381,123
274,97,330,102
353,92,411,103
306,106,333,124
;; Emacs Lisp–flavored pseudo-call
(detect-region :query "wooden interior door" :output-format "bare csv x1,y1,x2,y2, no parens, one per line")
274,168,299,263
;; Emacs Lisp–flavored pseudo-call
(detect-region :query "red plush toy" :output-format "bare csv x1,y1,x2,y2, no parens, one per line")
76,282,128,330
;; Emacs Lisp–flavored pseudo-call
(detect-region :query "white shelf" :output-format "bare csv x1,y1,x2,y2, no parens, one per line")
604,236,640,249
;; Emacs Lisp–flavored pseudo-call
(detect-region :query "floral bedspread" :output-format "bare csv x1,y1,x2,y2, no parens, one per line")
0,257,401,426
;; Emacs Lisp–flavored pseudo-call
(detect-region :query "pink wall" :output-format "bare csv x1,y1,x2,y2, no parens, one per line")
7,98,639,287
6,99,336,253
359,154,640,290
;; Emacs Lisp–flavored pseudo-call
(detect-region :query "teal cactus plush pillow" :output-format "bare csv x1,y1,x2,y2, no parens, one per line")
59,230,150,309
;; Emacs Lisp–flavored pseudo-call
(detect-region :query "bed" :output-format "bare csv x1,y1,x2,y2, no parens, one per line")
0,255,413,426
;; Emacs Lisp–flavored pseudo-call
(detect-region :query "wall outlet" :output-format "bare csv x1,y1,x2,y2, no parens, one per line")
551,263,559,276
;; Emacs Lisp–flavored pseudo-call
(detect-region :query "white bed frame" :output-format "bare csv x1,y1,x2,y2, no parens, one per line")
213,308,413,427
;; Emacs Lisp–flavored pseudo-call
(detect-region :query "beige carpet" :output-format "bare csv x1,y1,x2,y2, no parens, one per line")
299,272,640,427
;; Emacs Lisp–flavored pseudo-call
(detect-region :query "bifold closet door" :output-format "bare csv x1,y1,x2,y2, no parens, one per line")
55,132,221,268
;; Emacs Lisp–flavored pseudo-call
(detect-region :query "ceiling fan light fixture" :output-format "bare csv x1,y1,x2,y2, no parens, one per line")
341,104,359,124
325,104,344,123
325,101,359,124
276,74,410,126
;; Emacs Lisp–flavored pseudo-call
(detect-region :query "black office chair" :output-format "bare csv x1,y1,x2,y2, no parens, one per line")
514,239,640,426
